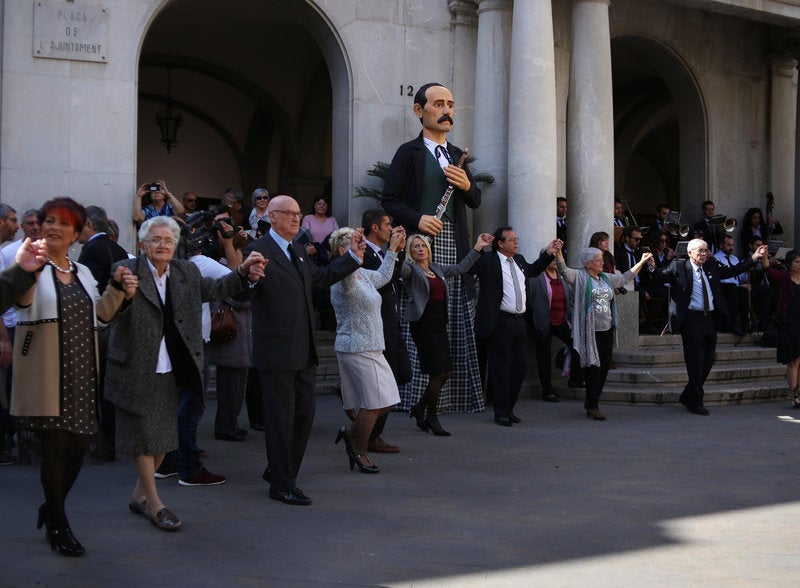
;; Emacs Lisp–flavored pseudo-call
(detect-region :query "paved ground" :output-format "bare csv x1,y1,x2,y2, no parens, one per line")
2,394,800,587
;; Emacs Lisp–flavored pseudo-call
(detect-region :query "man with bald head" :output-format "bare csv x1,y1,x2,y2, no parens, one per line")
245,195,364,505
646,237,767,415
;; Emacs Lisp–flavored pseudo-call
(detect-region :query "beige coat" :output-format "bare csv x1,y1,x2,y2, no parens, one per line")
10,263,125,417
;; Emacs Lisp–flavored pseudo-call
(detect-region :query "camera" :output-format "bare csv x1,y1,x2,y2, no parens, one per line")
148,183,160,191
179,205,238,258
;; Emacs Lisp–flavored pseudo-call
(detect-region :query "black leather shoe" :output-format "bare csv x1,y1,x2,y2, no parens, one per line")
262,467,270,483
508,412,521,424
250,422,265,431
269,489,312,506
686,404,710,416
543,393,560,403
292,487,310,501
214,432,246,441
679,398,710,415
494,415,513,427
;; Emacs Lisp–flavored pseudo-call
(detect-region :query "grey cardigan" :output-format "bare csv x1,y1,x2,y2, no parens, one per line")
401,249,481,322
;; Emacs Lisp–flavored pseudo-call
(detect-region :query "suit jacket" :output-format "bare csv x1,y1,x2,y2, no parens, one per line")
362,244,402,345
614,245,641,274
527,270,574,337
381,132,481,265
469,249,554,340
693,218,718,251
104,256,247,414
646,256,756,332
78,233,130,294
244,233,359,371
400,249,481,323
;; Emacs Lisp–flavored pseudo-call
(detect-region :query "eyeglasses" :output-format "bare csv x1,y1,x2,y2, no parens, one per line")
146,237,177,248
254,196,269,201
274,210,302,219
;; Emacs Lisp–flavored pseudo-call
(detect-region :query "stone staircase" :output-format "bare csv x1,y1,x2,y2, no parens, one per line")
314,330,341,394
554,332,788,405
313,325,788,405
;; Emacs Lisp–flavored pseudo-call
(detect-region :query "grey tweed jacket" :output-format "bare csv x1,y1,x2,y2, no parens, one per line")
400,249,480,322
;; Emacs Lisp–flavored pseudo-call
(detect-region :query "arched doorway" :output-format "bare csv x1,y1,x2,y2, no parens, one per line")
137,0,351,220
611,35,707,227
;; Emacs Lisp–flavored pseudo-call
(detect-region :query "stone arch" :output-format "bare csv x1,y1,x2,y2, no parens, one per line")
611,34,708,225
135,0,352,219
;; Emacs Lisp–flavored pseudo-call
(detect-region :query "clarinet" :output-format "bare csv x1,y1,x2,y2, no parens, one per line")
434,148,469,220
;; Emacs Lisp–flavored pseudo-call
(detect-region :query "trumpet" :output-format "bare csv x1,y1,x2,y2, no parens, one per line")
666,221,691,237
723,217,738,232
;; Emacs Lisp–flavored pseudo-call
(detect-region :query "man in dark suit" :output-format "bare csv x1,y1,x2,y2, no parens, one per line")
78,206,130,293
358,209,411,453
646,238,767,415
77,205,131,459
245,195,364,505
692,200,719,254
470,226,559,426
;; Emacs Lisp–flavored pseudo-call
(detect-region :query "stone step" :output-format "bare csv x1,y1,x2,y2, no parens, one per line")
613,345,777,367
604,360,785,386
555,379,789,405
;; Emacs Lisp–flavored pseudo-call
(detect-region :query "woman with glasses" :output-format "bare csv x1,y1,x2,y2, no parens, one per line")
554,245,652,420
104,217,266,532
11,197,137,556
247,188,270,240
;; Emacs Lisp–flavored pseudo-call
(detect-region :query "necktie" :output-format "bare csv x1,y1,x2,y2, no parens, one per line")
434,145,452,167
508,258,523,313
287,244,303,277
698,267,709,312
377,248,385,259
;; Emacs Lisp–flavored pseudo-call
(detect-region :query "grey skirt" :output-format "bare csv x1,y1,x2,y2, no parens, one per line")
337,350,401,410
115,373,179,456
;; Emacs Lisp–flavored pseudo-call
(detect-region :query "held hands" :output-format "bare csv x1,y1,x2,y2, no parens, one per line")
546,239,563,256
418,214,444,237
349,228,366,260
473,233,494,250
443,165,471,192
15,238,47,273
113,266,139,300
242,251,268,282
751,244,768,261
389,226,406,253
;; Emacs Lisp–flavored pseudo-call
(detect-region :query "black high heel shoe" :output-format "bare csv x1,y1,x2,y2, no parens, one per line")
424,415,451,437
409,404,428,432
48,527,85,557
353,453,380,474
335,426,356,470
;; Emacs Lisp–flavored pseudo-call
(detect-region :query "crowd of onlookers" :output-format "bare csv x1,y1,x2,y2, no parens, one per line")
0,182,797,559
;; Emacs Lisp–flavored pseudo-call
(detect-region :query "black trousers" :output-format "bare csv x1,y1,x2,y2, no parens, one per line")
582,328,614,409
533,321,579,395
680,311,717,407
487,312,528,418
256,366,316,493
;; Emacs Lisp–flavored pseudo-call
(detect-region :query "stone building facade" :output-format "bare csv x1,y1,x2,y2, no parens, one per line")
0,0,797,260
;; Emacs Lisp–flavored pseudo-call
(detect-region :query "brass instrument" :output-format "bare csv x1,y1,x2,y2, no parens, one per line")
722,217,738,232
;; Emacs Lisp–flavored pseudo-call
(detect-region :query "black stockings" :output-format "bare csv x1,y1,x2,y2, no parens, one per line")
421,372,450,417
39,430,89,529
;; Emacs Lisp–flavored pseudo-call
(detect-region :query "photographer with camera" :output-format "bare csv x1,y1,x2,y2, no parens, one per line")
133,179,185,225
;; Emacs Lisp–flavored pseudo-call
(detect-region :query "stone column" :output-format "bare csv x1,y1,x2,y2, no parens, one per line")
565,0,613,266
448,1,478,152
472,0,512,236
508,0,557,258
768,54,798,247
